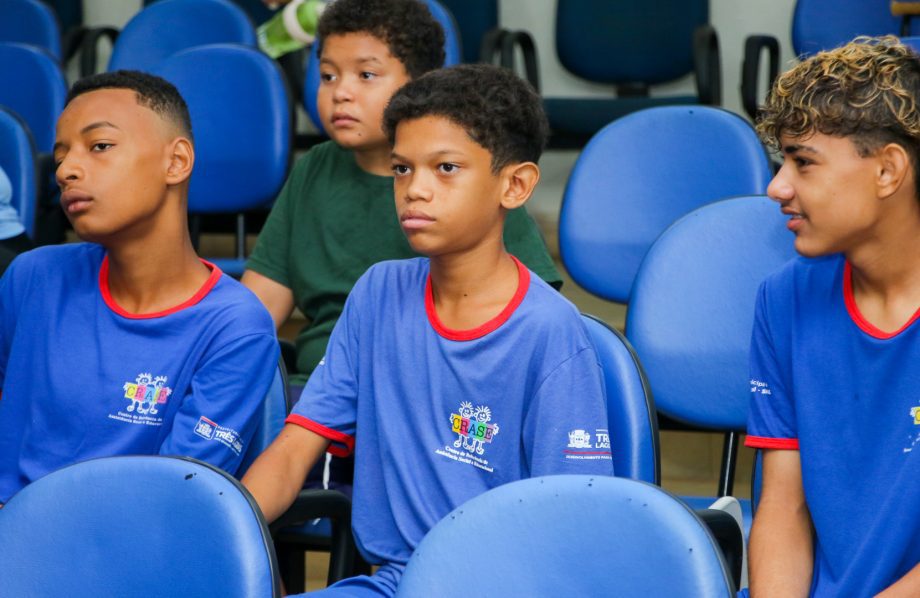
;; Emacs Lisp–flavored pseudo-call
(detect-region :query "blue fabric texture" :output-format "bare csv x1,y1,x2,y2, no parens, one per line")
746,254,920,596
289,257,613,574
0,165,24,240
0,243,279,502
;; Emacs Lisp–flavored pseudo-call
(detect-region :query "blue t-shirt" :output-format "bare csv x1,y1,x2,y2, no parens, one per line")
0,166,24,240
0,244,279,503
746,255,920,597
289,257,613,568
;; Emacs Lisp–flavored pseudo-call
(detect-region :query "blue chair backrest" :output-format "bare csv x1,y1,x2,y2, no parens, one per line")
438,0,496,64
559,106,772,304
0,42,66,154
0,456,280,597
555,0,707,84
0,107,37,237
581,314,658,484
0,0,61,58
792,0,920,57
152,43,290,214
901,35,920,54
110,0,256,72
626,196,798,431
238,360,288,475
302,0,461,132
397,475,735,597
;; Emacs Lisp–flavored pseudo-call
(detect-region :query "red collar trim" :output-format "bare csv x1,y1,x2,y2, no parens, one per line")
426,256,530,341
843,261,920,340
99,255,222,319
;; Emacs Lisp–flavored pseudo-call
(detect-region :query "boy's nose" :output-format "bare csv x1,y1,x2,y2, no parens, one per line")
55,155,83,187
766,168,794,203
405,173,434,202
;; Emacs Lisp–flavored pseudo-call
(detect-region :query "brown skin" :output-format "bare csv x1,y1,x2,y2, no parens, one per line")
53,88,209,314
241,31,412,329
751,132,920,597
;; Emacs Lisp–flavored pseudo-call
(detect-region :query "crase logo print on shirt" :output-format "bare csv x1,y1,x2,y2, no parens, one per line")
436,401,501,473
108,372,172,426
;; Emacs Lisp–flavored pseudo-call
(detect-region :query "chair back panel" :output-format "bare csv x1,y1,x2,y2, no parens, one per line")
792,0,920,57
397,475,734,597
0,456,279,597
0,107,37,237
110,0,256,72
559,106,771,303
0,42,66,153
626,196,797,430
238,360,288,475
0,0,61,58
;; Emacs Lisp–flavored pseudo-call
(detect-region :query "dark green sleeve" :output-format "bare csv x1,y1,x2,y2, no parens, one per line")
245,155,307,289
503,206,562,289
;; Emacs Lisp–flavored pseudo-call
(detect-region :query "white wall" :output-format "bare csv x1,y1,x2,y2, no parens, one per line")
499,0,799,117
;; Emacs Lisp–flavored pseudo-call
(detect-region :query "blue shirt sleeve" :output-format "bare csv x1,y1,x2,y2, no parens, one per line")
746,282,799,450
524,346,615,476
158,331,280,475
0,253,30,389
287,289,360,456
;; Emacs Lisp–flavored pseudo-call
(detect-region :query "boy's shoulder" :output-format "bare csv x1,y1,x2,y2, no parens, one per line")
761,254,843,300
204,265,276,330
5,243,103,282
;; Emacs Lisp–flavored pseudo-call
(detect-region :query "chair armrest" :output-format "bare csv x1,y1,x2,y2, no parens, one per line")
693,24,722,106
78,26,121,78
270,489,355,586
741,34,780,120
695,507,743,592
480,28,541,93
479,27,508,64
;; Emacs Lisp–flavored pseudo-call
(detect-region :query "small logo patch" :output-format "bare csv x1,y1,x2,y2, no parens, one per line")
564,427,612,461
195,416,243,455
195,416,217,440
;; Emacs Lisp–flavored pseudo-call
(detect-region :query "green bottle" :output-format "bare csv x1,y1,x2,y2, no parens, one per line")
257,0,325,59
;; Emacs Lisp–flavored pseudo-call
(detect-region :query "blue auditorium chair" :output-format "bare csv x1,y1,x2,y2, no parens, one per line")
0,107,38,238
742,0,920,118
79,0,257,76
238,359,290,476
559,105,772,305
625,196,797,504
0,42,66,155
489,0,721,147
438,0,497,64
152,43,291,276
397,475,737,597
302,0,461,133
0,456,281,597
0,0,61,59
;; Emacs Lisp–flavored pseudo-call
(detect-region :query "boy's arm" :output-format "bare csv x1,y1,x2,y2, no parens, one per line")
749,449,814,597
242,423,329,523
876,565,920,597
241,269,295,330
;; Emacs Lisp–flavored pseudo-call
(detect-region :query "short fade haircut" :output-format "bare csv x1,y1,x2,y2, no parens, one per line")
67,70,194,142
383,64,549,173
757,36,920,199
317,0,444,79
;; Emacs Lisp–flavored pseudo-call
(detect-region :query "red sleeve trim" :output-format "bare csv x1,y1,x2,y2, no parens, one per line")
426,255,530,341
99,255,223,319
745,435,799,450
285,414,355,457
844,261,920,339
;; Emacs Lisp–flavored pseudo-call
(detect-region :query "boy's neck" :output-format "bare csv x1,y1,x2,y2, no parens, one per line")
352,144,394,177
428,242,521,331
103,216,211,316
846,200,920,332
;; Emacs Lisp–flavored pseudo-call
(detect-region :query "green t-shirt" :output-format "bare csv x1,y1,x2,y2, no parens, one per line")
247,141,561,383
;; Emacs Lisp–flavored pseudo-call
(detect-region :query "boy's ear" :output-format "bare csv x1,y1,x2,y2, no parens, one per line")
165,137,194,186
499,162,540,210
876,142,912,200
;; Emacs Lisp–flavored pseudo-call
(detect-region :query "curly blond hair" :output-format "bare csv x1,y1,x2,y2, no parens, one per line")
757,36,920,175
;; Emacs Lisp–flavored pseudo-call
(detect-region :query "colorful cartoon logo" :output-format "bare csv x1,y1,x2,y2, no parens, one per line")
450,401,500,456
122,373,172,415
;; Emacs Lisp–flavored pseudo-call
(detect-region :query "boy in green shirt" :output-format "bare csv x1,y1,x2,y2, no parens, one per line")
242,0,560,387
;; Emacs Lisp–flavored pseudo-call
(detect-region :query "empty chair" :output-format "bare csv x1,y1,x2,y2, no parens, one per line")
559,105,772,304
0,107,38,238
0,0,61,58
626,196,797,499
0,42,66,155
302,0,461,132
397,475,736,597
108,0,256,72
0,455,281,597
152,43,291,276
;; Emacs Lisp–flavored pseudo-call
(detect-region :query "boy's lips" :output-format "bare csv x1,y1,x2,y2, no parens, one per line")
331,112,358,127
61,189,94,215
781,204,805,232
400,210,435,230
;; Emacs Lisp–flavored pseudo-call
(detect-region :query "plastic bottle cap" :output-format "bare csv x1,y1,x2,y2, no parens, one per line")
283,0,316,44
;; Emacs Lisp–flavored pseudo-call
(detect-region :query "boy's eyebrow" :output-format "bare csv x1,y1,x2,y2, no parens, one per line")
81,121,120,134
391,149,465,161
783,143,818,155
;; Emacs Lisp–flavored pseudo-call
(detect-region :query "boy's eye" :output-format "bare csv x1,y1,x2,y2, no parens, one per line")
392,164,410,176
360,71,377,80
91,142,113,152
437,163,459,174
793,156,811,168
320,72,336,83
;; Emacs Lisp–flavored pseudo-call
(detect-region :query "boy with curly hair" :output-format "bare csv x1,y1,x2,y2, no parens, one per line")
243,64,612,596
745,37,920,596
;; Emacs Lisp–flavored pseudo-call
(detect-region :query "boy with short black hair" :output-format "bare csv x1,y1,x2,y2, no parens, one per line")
745,37,920,596
243,64,612,596
0,71,279,504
